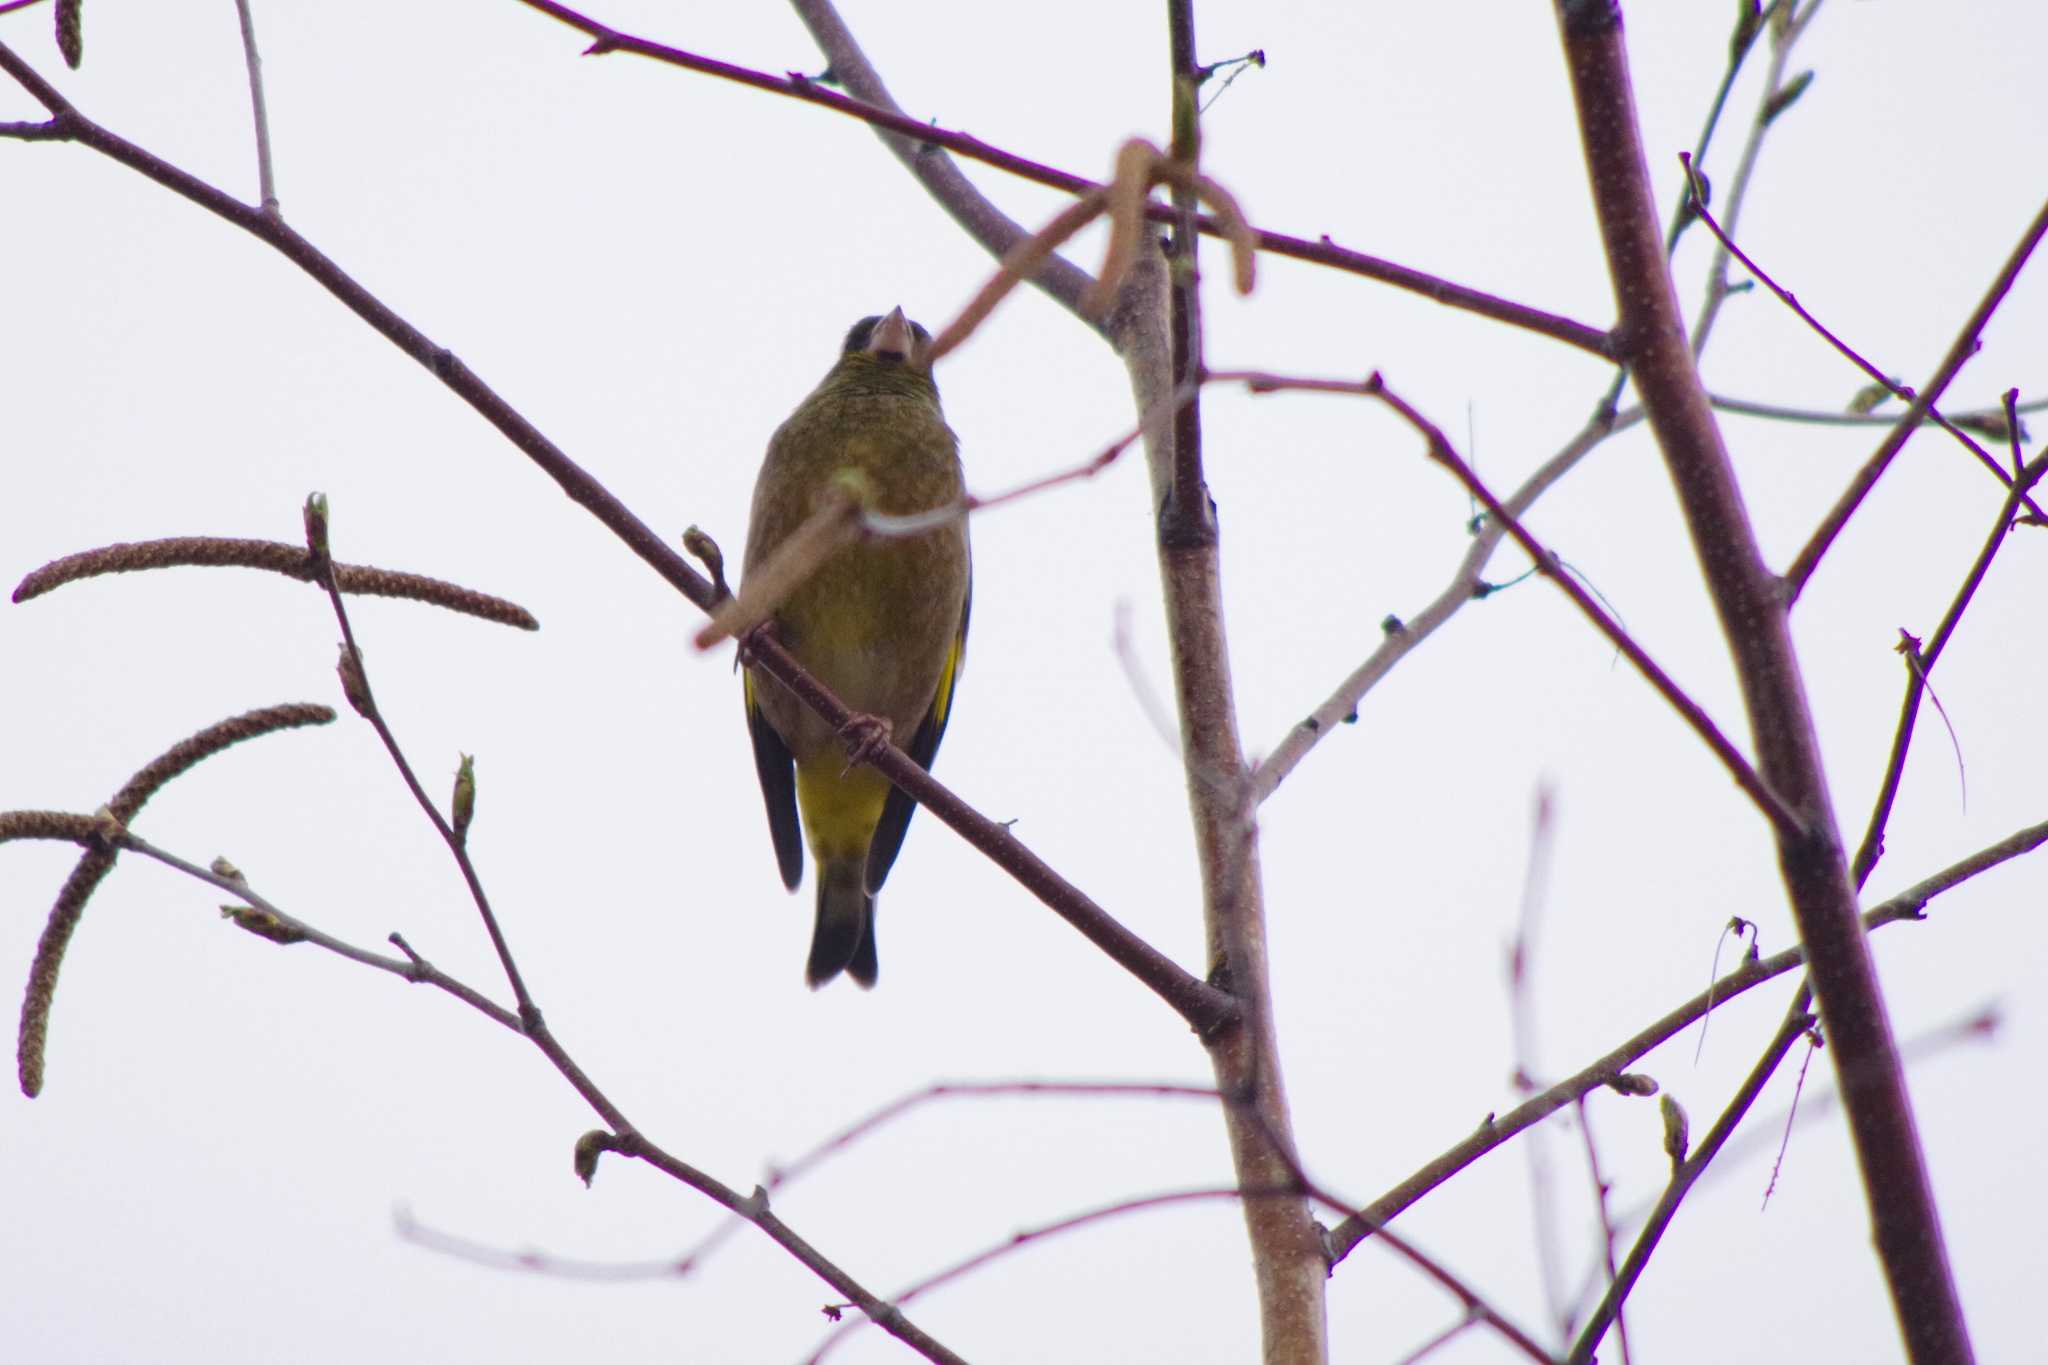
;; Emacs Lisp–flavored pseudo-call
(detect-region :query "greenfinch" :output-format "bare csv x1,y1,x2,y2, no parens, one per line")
741,308,971,988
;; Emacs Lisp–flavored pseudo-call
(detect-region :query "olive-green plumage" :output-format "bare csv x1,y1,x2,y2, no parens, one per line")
742,308,971,989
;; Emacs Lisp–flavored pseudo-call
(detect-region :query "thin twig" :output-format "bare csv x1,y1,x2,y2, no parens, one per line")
1687,0,1826,355
1661,0,1771,259
101,835,968,1364
693,487,861,649
1571,1097,1631,1365
801,1187,1278,1362
1326,811,2047,1262
862,388,1197,541
395,1207,696,1281
1679,152,2045,524
119,834,522,1028
1710,390,2044,435
498,0,1616,357
1392,1315,1484,1365
808,1178,1554,1365
672,1078,1224,1278
1566,996,1817,1364
1785,194,2048,599
1251,2,1821,805
1247,401,1636,804
1507,786,1570,1338
305,503,538,1018
1759,1021,1824,1209
231,0,278,214
1218,369,1801,837
1849,447,2048,886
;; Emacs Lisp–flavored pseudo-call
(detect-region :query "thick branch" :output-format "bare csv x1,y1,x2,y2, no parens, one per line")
1146,6,1328,1361
1553,5,1969,1359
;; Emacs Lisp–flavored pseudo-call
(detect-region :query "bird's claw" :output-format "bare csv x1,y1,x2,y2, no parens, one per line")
838,712,894,773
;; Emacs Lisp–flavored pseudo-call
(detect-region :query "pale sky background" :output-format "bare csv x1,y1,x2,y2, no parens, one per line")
3,2,2044,1362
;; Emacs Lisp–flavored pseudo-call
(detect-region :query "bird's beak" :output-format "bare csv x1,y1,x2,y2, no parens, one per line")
865,306,915,362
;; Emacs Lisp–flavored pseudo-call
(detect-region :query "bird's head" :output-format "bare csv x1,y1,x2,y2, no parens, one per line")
828,306,939,398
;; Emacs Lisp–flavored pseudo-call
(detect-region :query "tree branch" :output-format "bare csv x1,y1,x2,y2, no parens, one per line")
1784,194,2048,600
97,835,969,1364
1326,808,2045,1263
1218,371,1799,837
1678,151,2046,524
1850,448,2048,886
1552,6,1970,1356
494,0,1616,357
0,36,1233,1037
1567,995,1817,1363
1252,404,1643,803
1135,6,1326,1360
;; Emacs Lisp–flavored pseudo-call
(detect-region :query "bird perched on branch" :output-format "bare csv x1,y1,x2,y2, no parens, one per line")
741,308,971,988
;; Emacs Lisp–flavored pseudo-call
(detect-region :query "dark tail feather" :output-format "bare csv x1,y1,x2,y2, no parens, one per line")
808,862,877,989
848,911,878,988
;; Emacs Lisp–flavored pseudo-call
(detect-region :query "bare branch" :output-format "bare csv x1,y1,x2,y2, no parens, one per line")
1784,193,2048,599
0,39,1231,1035
1687,0,1828,354
1252,402,1642,802
492,2,1618,356
302,501,539,1018
1218,370,1799,836
1710,390,2046,435
1327,810,2047,1262
1850,447,2048,886
100,832,968,1363
231,0,278,213
1566,996,1817,1364
1678,152,2045,524
1554,9,1968,1350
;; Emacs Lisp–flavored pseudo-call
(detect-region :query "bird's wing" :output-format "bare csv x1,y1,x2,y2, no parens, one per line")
745,673,805,891
864,579,971,895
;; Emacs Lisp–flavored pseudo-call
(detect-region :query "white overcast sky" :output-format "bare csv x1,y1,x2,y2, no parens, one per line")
4,2,2045,1362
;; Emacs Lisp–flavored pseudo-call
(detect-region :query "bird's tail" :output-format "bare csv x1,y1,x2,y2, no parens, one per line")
808,859,877,989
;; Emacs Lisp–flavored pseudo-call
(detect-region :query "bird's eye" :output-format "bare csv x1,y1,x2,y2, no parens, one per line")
842,316,882,355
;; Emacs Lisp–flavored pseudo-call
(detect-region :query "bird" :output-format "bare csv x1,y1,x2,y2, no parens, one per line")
740,307,971,989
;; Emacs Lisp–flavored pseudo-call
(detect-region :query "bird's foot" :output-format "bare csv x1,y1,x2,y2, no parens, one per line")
837,712,895,773
735,618,782,668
